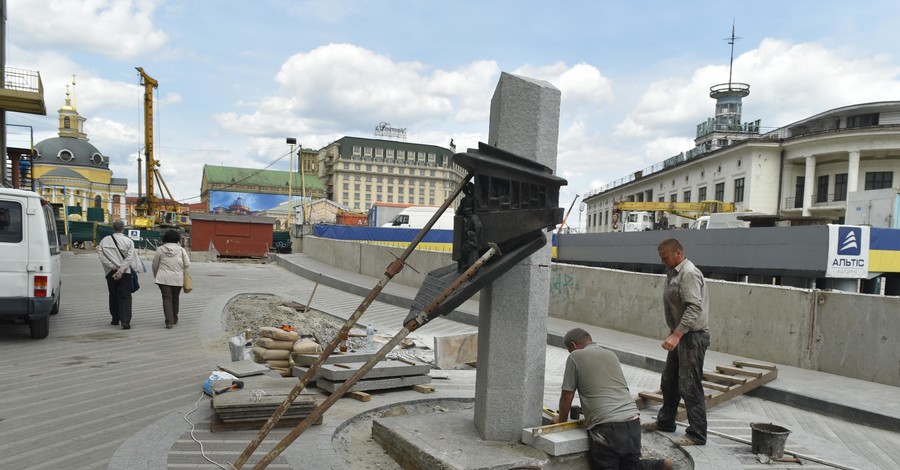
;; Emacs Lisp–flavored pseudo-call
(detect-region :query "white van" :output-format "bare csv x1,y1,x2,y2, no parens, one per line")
382,206,454,230
0,188,65,339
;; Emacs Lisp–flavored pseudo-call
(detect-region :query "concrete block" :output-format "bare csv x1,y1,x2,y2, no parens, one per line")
433,332,478,369
521,427,589,456
488,72,561,167
316,374,431,393
316,361,432,381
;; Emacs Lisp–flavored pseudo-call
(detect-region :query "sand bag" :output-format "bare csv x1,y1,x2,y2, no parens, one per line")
258,327,299,342
252,345,291,360
293,337,324,354
256,336,294,350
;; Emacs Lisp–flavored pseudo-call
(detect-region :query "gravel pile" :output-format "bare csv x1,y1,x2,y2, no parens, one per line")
223,293,367,349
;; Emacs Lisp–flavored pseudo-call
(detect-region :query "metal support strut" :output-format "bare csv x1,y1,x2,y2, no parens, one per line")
231,172,472,469
248,245,499,470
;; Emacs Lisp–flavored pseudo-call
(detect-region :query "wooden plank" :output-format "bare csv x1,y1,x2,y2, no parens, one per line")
347,391,371,402
702,380,732,392
703,371,748,384
209,413,322,432
716,365,763,378
413,384,435,394
638,391,664,402
732,360,777,370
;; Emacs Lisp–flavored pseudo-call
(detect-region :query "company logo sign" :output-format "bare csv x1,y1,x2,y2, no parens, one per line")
827,225,869,278
837,227,861,256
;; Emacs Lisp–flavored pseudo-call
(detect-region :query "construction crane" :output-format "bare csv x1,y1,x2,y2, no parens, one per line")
134,67,184,231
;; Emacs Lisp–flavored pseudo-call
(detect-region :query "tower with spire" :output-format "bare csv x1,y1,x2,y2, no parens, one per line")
57,75,88,140
691,24,760,157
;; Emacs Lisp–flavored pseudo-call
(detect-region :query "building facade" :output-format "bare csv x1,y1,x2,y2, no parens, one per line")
32,87,128,222
317,136,467,212
584,92,900,232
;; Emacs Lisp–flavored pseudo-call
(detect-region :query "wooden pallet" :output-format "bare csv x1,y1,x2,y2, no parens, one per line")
636,360,777,421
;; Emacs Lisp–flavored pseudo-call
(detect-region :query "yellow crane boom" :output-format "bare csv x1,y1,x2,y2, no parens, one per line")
612,200,736,220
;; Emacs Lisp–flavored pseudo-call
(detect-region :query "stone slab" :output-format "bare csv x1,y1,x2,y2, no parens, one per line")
217,360,270,377
317,361,432,381
316,374,432,393
291,350,377,366
521,427,589,456
434,332,478,370
372,409,587,470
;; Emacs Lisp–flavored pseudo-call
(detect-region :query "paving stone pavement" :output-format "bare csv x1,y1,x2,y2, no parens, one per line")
0,251,897,469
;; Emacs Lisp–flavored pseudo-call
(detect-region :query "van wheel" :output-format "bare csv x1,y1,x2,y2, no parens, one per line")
30,316,49,339
50,291,61,316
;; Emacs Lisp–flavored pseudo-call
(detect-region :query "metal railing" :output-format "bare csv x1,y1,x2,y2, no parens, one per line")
2,67,42,93
811,193,847,205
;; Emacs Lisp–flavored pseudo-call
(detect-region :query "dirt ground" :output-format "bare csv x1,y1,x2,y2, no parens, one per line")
222,294,690,469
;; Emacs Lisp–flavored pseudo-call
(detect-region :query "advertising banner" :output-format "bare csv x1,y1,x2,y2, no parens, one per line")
826,225,870,278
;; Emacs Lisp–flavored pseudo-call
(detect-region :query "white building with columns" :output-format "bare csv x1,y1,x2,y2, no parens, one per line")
584,97,900,232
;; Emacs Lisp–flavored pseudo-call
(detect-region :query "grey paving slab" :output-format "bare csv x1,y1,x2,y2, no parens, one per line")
317,374,432,393
2,251,895,470
317,360,432,381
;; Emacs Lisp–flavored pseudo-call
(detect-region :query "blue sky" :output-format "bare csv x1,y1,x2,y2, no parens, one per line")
6,1,900,228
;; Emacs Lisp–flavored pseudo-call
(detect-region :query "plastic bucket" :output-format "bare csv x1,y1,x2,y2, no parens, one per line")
750,422,791,458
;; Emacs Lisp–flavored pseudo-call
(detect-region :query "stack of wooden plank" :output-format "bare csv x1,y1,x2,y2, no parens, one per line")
313,359,432,394
210,376,321,432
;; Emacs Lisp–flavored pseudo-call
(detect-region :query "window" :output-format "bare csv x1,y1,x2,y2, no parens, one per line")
388,195,393,202
834,173,848,201
419,188,425,195
365,164,372,172
683,190,691,203
408,187,414,194
386,149,395,159
376,166,382,173
343,163,349,170
658,197,664,203
354,164,361,170
365,185,371,192
794,176,805,208
865,171,893,190
670,194,677,203
343,183,349,190
698,186,707,201
352,146,361,156
734,178,744,203
817,175,829,203
342,192,349,200
847,113,879,128
376,185,382,193
354,184,360,191
429,198,435,205
0,201,23,243
364,147,372,156
375,148,383,157
398,196,404,203
714,182,725,201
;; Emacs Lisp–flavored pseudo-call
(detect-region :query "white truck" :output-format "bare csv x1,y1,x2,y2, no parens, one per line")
690,212,768,229
845,188,900,228
0,188,66,339
382,206,454,230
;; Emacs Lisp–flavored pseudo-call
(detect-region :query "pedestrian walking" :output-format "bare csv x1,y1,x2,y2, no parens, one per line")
97,219,136,329
152,229,190,329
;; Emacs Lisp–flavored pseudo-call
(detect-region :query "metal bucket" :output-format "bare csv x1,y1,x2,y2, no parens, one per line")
750,422,791,458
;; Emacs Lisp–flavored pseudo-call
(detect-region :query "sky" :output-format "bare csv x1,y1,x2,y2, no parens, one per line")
6,1,900,229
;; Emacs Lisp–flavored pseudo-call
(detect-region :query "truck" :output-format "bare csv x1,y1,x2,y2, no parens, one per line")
690,211,772,229
845,188,900,228
0,188,66,338
367,202,413,228
382,206,454,230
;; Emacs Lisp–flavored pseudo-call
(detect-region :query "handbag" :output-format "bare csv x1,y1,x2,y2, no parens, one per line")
182,250,192,293
112,234,139,293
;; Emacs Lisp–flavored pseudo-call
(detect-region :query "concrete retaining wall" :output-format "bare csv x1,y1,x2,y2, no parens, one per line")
302,236,899,386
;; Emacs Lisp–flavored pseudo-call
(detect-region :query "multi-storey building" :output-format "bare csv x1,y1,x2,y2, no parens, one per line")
584,79,900,232
317,136,467,212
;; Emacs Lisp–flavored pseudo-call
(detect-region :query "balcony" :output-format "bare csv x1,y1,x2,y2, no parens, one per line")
0,67,47,115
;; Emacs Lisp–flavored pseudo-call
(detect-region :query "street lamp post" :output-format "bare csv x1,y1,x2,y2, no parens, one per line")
286,138,297,230
299,144,307,225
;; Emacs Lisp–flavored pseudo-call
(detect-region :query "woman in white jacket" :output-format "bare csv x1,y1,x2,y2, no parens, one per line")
152,230,191,328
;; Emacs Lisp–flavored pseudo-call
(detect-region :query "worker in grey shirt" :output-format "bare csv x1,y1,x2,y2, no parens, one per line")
552,328,672,470
643,238,710,446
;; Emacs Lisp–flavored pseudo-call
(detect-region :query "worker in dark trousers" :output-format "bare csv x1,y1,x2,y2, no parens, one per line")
643,238,710,446
552,328,672,470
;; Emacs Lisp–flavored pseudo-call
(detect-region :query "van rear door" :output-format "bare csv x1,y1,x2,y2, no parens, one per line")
0,198,29,299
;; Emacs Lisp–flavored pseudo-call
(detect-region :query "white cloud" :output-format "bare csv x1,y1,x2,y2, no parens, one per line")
7,0,167,60
515,62,614,111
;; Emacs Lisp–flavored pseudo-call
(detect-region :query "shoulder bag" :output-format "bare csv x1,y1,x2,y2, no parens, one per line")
182,249,193,293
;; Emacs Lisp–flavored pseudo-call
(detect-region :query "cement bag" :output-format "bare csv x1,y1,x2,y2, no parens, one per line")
259,327,299,342
228,332,253,362
271,367,293,377
293,337,324,354
202,370,237,395
252,346,291,360
266,359,291,369
256,336,294,351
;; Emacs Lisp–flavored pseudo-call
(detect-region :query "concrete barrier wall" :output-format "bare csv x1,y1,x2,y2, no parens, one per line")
303,237,899,386
813,291,900,386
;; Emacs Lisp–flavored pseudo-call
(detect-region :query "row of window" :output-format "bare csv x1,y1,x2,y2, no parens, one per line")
342,162,441,178
797,171,892,207
342,183,437,195
341,193,435,209
352,145,437,163
340,174,452,188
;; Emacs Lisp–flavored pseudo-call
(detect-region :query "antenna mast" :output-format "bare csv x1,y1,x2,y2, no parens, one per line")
726,20,742,86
